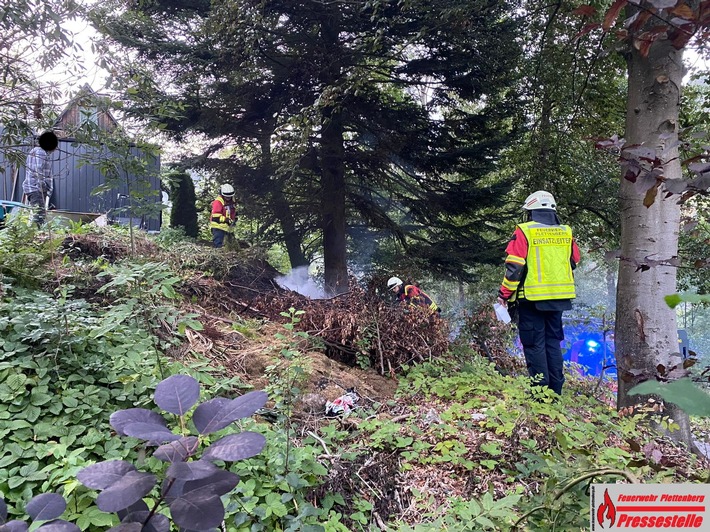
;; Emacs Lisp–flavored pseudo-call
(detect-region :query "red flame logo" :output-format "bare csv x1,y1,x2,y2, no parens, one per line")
597,488,616,528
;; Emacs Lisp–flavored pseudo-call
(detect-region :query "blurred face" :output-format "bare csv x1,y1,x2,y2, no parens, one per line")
391,284,400,293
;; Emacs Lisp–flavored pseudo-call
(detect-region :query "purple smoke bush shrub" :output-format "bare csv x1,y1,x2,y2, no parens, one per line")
0,375,267,531
79,374,266,532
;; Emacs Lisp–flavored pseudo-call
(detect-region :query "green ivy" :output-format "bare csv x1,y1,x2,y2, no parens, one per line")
0,284,162,518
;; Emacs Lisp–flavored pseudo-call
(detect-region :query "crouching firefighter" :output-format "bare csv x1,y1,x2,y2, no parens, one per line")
387,276,440,315
497,190,581,395
210,184,236,248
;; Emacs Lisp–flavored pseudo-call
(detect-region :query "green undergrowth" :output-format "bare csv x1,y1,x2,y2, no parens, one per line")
353,355,704,531
0,281,243,525
0,222,706,531
0,224,354,530
0,295,346,529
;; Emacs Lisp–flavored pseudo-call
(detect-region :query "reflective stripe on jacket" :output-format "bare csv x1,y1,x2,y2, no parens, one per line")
401,285,439,312
517,221,576,301
210,195,235,232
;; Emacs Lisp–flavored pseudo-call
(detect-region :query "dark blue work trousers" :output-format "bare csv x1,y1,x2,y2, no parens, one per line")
517,299,565,394
212,228,227,248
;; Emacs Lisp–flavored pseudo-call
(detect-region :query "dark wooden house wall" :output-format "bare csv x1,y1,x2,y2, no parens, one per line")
0,135,162,231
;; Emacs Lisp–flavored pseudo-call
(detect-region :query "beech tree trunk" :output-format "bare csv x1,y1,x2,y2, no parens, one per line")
616,35,691,445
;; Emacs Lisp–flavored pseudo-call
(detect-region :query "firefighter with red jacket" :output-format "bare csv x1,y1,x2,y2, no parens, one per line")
387,277,440,314
210,184,236,248
497,190,581,395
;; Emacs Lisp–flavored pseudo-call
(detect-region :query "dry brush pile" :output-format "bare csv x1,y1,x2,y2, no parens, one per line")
58,233,480,375
190,268,452,375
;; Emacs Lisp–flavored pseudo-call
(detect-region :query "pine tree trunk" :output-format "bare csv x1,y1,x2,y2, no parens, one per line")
616,35,691,445
320,107,348,296
319,10,349,296
258,130,308,269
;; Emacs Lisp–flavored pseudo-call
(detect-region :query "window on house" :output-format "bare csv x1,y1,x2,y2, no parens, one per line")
80,105,99,126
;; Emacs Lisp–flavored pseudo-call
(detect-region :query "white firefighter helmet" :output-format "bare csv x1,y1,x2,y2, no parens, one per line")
523,190,556,211
220,183,235,197
387,276,403,290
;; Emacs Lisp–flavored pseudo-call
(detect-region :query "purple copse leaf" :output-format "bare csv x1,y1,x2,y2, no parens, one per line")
120,511,170,532
96,471,157,513
620,158,642,183
192,391,268,435
594,134,625,151
116,500,149,522
634,172,659,194
162,469,239,505
647,0,677,8
162,478,185,504
691,175,710,191
1,521,29,532
154,375,200,416
77,461,137,490
202,432,266,462
167,460,220,481
664,178,687,194
190,398,229,434
110,408,168,436
106,525,142,532
182,470,239,497
623,145,657,162
688,162,710,175
0,498,7,523
153,436,199,462
660,140,682,160
26,494,66,522
122,422,181,444
34,521,80,531
169,491,225,530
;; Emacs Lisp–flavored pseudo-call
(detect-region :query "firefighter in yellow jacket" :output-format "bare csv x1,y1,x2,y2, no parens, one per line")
210,184,236,248
497,190,581,395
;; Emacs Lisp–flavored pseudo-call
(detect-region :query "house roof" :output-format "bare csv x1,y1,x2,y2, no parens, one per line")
53,84,120,137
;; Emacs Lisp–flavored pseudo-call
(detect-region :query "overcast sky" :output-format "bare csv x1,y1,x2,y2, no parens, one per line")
34,16,708,114
34,17,105,93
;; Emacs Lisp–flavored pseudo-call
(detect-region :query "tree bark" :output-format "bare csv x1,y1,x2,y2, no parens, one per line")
319,10,349,296
320,106,348,295
605,263,616,312
616,34,691,445
258,129,308,269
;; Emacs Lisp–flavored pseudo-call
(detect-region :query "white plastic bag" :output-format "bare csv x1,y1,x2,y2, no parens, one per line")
325,390,360,417
493,302,511,324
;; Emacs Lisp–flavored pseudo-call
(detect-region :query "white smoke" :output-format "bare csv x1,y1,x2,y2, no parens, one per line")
275,265,328,299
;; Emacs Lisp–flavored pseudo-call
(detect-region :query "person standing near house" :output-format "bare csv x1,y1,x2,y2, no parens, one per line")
497,190,581,395
23,131,58,226
210,184,236,248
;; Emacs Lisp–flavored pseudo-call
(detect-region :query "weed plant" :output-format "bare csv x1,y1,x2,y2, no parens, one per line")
383,356,696,530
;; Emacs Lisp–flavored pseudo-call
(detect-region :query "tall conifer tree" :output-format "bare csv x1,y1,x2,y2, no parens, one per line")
92,0,524,290
168,169,199,238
